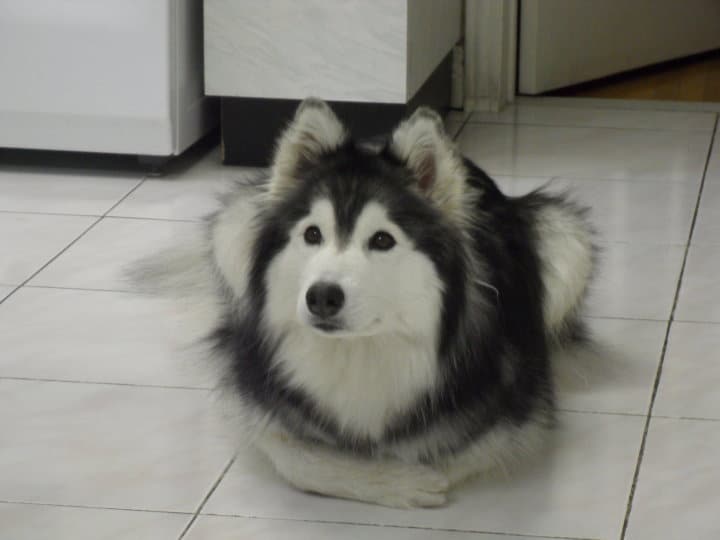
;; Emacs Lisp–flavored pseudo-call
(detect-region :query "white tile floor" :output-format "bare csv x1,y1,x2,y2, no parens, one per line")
1,100,719,539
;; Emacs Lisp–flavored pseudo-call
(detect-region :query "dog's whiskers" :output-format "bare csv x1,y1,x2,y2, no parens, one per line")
475,279,500,303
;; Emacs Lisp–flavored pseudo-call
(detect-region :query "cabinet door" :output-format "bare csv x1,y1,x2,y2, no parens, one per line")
518,0,720,94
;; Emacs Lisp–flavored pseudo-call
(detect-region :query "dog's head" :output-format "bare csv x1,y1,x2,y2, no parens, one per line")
241,99,470,345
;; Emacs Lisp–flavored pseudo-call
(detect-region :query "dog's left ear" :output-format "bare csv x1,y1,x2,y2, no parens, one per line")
269,98,348,197
389,107,467,220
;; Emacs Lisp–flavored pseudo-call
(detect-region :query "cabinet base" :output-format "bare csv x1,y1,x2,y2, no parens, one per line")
219,52,453,166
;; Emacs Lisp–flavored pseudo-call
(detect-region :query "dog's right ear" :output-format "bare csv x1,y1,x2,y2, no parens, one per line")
269,98,348,197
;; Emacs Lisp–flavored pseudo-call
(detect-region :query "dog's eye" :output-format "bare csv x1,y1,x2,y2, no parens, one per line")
304,225,323,245
369,231,396,251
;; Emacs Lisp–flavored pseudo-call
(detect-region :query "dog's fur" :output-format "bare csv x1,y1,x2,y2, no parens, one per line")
131,99,595,508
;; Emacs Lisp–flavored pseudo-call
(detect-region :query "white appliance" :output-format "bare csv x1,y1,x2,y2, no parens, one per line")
0,0,217,157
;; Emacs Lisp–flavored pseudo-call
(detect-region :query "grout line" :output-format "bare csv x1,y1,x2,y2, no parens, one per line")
0,375,212,391
0,499,193,516
198,513,594,540
0,177,145,218
670,317,720,325
451,110,474,141
486,172,702,184
486,172,704,186
619,114,719,540
490,173,558,180
515,96,720,115
104,177,150,214
0,221,100,308
103,215,200,223
0,178,148,307
500,175,708,187
21,284,140,294
583,240,688,248
584,315,668,323
178,455,237,540
593,239,688,247
0,209,103,218
652,414,720,423
557,409,646,418
463,119,716,133
0,285,21,306
0,210,200,224
0,209,205,224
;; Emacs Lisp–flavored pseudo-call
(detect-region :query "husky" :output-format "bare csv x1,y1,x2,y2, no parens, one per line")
132,98,595,508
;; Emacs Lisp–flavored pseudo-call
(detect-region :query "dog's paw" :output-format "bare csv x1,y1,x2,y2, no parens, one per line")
366,464,450,509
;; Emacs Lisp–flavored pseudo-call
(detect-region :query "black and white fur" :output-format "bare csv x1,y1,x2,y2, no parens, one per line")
132,99,595,508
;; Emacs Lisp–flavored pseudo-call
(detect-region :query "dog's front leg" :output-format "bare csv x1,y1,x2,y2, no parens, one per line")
255,430,449,508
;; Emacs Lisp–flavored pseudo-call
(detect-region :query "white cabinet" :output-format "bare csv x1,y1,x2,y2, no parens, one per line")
203,0,462,164
204,0,462,103
0,0,217,156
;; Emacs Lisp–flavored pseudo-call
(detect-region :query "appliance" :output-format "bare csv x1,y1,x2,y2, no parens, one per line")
0,0,217,157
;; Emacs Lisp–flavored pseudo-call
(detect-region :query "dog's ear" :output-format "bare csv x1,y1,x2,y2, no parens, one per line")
269,98,348,197
389,107,467,220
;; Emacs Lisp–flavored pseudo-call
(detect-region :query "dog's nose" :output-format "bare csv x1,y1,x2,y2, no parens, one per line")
306,282,345,318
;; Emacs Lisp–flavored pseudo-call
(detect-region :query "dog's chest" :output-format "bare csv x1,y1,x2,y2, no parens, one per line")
274,332,438,441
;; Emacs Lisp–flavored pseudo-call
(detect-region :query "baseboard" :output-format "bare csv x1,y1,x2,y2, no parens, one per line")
220,52,452,166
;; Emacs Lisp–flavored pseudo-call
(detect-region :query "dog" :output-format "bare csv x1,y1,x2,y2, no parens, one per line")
131,98,595,508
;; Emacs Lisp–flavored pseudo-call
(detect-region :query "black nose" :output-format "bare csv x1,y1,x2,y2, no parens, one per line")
306,282,345,318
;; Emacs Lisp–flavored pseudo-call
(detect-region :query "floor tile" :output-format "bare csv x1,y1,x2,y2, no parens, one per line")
488,174,553,194
556,318,666,415
457,123,712,182
446,110,470,123
446,120,464,139
513,96,720,115
693,176,720,245
2,98,717,538
108,177,223,221
445,112,468,139
186,515,547,540
0,379,235,512
29,217,199,291
203,412,644,540
653,322,720,420
0,167,143,215
109,147,259,221
675,245,720,322
0,213,96,285
0,288,215,388
493,176,699,244
0,285,14,302
0,502,190,540
587,242,686,320
694,123,720,244
624,418,720,540
704,129,720,181
470,103,716,131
